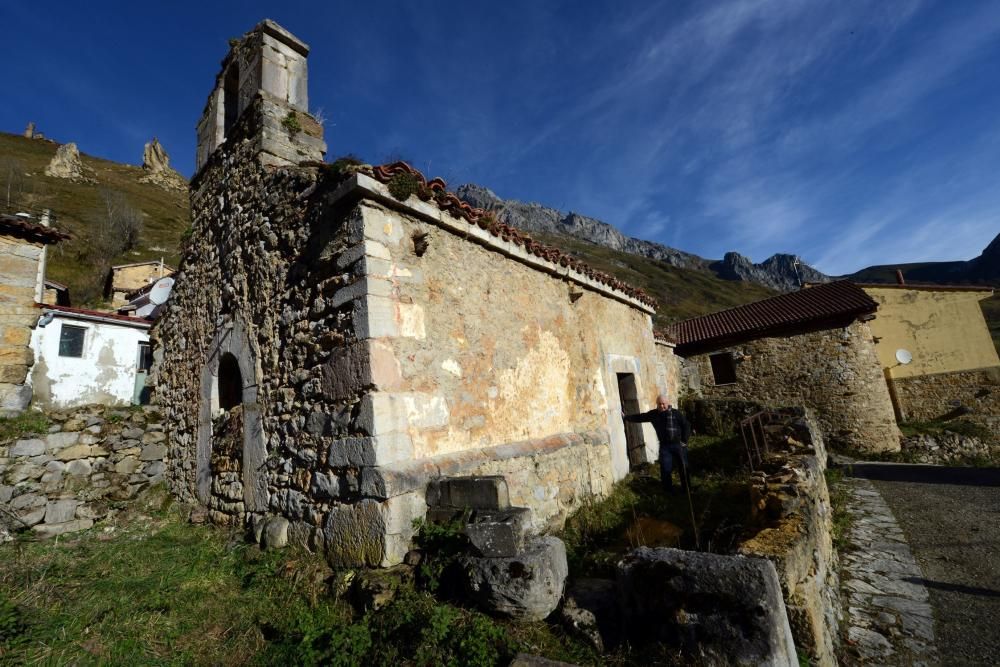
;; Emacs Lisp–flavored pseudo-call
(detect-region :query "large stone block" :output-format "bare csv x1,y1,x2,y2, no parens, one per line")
617,547,797,666
44,499,78,524
459,536,568,621
323,499,387,567
9,439,45,457
429,476,511,510
464,507,531,557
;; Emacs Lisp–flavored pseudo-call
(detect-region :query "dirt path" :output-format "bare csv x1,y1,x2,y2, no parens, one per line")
849,464,1000,666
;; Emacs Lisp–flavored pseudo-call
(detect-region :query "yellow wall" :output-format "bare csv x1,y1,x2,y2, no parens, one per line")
864,286,1000,379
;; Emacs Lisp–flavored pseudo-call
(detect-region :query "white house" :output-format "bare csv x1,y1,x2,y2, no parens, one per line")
29,305,152,409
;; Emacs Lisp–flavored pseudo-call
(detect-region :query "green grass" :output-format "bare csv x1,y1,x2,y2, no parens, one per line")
824,468,852,552
1,132,189,304
559,433,752,578
0,410,50,444
531,231,777,326
0,496,596,666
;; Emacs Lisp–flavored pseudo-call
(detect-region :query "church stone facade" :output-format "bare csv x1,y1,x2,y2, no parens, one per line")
152,20,667,566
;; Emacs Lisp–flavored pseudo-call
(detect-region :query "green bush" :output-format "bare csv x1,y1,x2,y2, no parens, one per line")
387,172,420,201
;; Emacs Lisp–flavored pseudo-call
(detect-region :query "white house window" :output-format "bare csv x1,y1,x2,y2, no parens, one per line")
58,324,87,358
137,342,153,371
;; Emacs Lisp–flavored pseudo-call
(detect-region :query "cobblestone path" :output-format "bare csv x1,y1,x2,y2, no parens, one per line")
839,478,938,666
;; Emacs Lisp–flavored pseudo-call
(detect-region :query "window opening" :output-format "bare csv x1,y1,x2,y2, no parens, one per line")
709,352,738,385
218,352,243,411
223,65,239,138
58,324,86,358
136,342,153,371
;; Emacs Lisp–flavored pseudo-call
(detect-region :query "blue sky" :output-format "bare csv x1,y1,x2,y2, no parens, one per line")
3,1,999,275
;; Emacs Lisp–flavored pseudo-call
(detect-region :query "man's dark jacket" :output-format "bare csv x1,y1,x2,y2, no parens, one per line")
624,407,691,447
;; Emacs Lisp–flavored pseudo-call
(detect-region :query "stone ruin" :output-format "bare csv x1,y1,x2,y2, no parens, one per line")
152,19,671,567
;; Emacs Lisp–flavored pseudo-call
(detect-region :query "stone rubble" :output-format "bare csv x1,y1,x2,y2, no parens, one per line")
839,477,938,665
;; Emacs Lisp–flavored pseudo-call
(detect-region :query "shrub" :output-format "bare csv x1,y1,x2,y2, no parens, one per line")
281,112,303,135
387,172,419,201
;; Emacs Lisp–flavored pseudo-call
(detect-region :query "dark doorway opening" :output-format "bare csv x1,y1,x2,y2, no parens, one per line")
223,65,239,138
618,373,647,468
218,352,243,411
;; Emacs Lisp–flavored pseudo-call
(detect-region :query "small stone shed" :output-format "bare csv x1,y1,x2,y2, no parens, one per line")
667,280,901,453
0,212,69,415
860,282,999,425
153,20,667,566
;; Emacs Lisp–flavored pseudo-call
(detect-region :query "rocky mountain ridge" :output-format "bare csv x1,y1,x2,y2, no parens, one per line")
456,183,826,291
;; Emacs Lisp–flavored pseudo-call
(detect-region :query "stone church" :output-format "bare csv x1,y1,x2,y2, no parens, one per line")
152,20,674,566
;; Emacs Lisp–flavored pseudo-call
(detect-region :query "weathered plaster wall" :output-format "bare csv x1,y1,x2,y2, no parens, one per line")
355,199,662,473
655,340,682,399
29,316,149,409
683,321,901,453
864,287,1000,378
0,233,43,414
1,404,166,539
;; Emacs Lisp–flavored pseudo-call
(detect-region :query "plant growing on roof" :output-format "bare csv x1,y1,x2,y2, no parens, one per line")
387,172,420,202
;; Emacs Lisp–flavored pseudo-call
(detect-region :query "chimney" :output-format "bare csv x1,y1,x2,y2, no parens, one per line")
895,269,905,285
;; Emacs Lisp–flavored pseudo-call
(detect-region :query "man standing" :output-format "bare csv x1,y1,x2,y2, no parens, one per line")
624,394,692,494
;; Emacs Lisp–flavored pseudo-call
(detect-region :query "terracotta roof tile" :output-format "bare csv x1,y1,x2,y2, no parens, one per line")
360,162,658,309
666,280,877,354
0,214,71,244
37,303,152,326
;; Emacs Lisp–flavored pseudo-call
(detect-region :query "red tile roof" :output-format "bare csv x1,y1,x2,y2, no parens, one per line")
0,214,71,244
666,280,878,354
37,303,152,327
357,162,658,309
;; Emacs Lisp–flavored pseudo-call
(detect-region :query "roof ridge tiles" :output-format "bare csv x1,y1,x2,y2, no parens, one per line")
360,161,658,309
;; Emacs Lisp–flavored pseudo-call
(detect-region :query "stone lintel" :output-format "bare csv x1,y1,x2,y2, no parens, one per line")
257,19,310,57
358,430,607,500
325,174,655,315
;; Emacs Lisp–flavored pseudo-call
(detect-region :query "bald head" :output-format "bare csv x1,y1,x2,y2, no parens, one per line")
656,394,671,411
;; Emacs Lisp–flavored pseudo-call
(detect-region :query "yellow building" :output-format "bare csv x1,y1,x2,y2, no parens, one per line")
860,283,999,423
104,260,175,308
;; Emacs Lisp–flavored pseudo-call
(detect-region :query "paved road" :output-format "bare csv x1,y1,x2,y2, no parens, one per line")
849,464,1000,666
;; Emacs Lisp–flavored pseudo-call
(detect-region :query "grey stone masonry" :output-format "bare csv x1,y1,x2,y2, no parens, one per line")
1,405,167,541
840,478,938,665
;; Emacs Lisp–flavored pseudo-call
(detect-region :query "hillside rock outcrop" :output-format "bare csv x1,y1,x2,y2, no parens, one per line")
456,183,828,291
44,142,90,181
711,252,829,292
139,138,187,192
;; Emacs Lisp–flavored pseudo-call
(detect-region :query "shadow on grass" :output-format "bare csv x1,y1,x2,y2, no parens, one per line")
560,433,752,578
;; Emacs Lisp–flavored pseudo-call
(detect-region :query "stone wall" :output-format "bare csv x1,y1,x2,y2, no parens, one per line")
654,340,682,400
738,408,841,667
0,233,43,415
1,404,166,540
683,321,901,453
890,366,1000,429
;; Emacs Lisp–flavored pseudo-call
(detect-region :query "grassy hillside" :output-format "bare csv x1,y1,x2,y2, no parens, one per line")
532,230,777,325
0,132,189,304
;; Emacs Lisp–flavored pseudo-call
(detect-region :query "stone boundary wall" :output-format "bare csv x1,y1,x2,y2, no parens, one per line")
891,366,1000,428
682,320,901,453
324,430,614,567
1,405,166,539
738,408,841,667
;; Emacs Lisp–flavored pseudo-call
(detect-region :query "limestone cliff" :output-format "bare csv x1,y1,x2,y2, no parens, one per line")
456,183,828,292
139,138,187,192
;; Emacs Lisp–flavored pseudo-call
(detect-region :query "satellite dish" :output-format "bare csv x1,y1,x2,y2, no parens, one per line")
135,303,157,318
895,349,913,365
148,277,174,305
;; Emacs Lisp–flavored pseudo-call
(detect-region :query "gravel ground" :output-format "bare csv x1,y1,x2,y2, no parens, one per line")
855,465,1000,666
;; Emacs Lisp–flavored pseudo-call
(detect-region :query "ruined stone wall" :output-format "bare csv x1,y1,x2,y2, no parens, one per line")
683,321,901,453
738,408,841,667
151,111,354,547
0,233,43,414
891,367,1000,429
1,405,166,540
